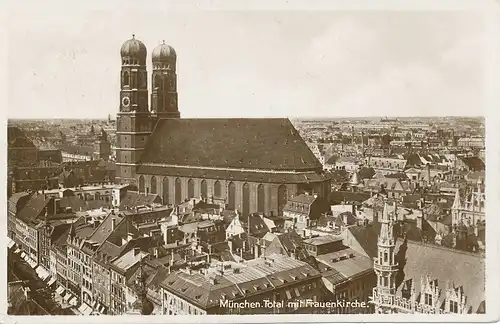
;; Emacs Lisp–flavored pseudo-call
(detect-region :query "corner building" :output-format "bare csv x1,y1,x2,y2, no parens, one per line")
115,36,330,216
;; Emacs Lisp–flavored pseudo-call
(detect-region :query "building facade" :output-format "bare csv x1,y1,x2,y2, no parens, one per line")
370,200,485,314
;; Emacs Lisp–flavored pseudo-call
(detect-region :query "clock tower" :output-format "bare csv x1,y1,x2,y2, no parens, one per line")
151,41,180,118
116,35,154,185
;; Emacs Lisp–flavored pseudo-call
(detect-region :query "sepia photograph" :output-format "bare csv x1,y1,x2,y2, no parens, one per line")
3,0,498,322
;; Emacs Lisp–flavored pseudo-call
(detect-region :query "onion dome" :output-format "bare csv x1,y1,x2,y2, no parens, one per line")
152,40,176,62
120,34,147,62
141,298,154,315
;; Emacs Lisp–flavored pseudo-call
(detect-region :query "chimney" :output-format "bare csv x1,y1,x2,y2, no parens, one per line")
133,247,140,256
254,244,259,259
153,247,158,259
111,218,116,231
170,252,175,266
351,204,356,217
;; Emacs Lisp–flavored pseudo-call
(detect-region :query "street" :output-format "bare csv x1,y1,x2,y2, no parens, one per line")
8,250,74,315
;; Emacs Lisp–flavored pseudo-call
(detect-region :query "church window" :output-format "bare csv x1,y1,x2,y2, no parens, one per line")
151,176,157,195
175,178,182,205
200,180,207,199
154,75,161,88
228,182,236,210
257,184,265,213
424,293,433,306
450,300,458,313
384,252,388,263
184,178,195,199
163,177,169,205
278,185,287,216
214,181,221,198
242,183,250,216
139,176,145,193
123,72,129,86
383,276,388,287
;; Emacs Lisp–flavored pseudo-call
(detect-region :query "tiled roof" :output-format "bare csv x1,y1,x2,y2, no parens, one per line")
276,231,305,257
59,196,87,212
316,248,373,280
459,157,485,171
303,235,342,246
395,239,485,313
240,214,269,238
347,223,382,258
138,118,322,171
55,143,95,156
51,224,71,248
112,249,149,273
288,193,316,205
358,167,375,180
87,212,124,247
160,254,320,309
119,191,162,210
8,192,31,215
16,193,52,224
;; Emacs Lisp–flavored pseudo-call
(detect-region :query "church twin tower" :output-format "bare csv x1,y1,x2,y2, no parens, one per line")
116,35,180,184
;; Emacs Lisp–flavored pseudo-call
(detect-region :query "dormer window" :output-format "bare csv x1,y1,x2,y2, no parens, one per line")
449,300,459,313
424,293,433,306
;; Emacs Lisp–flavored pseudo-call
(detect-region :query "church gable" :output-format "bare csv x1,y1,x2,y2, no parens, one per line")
139,118,321,171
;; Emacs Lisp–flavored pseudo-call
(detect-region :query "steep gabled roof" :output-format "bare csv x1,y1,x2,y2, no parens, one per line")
138,118,321,171
395,239,485,313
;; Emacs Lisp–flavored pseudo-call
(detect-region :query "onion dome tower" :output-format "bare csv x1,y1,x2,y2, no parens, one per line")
150,40,180,118
115,35,153,185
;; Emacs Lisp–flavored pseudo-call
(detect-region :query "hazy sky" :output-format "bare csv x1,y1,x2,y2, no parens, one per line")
7,5,488,118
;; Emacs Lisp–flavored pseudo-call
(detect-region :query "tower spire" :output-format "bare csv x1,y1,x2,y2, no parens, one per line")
372,199,399,313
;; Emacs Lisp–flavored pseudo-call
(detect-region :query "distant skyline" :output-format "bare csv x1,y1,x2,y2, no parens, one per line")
7,6,490,119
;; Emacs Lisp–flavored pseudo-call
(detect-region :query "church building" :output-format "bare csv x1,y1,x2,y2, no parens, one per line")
115,35,330,216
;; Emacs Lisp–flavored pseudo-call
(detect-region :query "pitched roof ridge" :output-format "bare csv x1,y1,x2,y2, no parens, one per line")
402,238,484,259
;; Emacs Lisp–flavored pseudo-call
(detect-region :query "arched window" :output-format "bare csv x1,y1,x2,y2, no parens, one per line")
188,179,195,199
242,183,250,216
175,178,182,205
154,75,161,88
138,175,145,193
228,182,236,210
201,180,208,199
123,71,129,86
257,184,265,213
278,185,288,216
162,177,169,205
214,181,221,198
150,176,157,195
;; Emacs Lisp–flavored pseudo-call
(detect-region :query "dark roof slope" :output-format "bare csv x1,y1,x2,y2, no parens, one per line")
139,118,321,171
119,191,162,210
16,194,52,224
395,239,485,313
459,157,485,171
